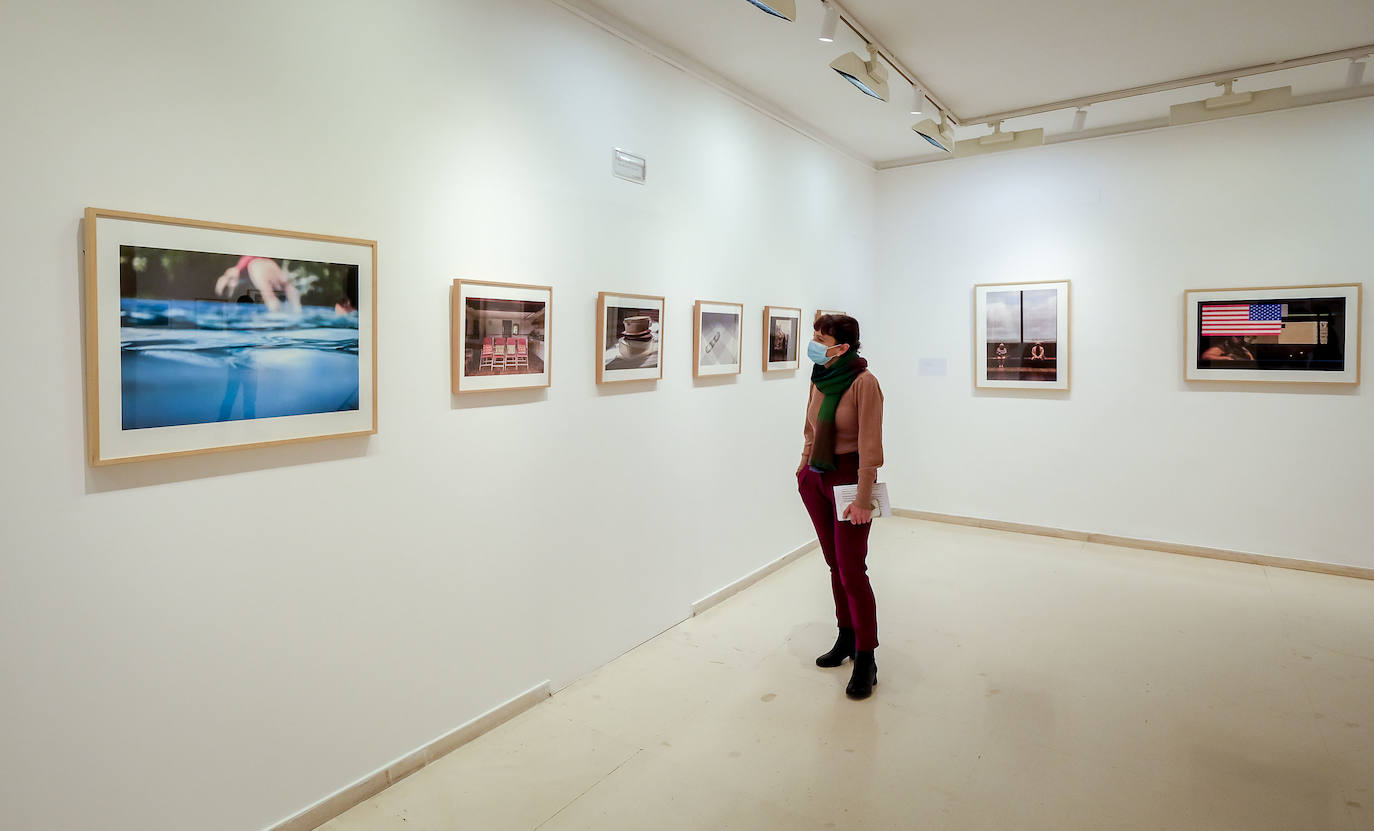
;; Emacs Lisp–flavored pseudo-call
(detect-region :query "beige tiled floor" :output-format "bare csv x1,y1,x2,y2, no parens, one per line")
320,519,1374,831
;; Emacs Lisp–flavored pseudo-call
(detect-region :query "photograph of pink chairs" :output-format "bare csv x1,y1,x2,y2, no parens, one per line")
454,283,551,392
466,332,541,377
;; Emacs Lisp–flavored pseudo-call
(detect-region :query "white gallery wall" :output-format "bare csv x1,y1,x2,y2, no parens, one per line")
0,2,876,830
873,98,1374,570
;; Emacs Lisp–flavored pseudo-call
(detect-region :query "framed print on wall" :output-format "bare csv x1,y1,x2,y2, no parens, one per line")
693,300,743,377
763,306,802,372
815,309,846,322
83,208,377,466
1184,284,1361,384
974,280,1071,390
597,292,664,384
451,279,552,393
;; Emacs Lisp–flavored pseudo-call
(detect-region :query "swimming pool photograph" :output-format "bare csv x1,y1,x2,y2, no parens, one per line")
119,244,362,430
84,209,378,465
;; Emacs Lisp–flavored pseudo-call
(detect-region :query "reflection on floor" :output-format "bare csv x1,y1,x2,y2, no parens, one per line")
321,518,1374,831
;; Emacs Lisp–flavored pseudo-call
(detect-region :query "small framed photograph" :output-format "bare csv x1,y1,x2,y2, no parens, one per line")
974,280,1071,390
763,306,802,372
1184,284,1361,384
694,300,743,377
597,292,663,384
83,208,377,465
814,309,846,322
451,279,552,393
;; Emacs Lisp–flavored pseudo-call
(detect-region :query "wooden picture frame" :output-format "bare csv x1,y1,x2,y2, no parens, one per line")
597,292,664,384
693,300,743,377
762,305,802,372
451,279,553,394
973,279,1071,391
83,207,378,465
814,309,846,322
1184,283,1361,384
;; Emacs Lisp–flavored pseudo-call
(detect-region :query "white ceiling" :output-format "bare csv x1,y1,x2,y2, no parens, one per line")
568,0,1374,165
841,0,1374,117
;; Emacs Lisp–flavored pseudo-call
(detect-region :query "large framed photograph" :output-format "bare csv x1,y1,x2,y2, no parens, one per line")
763,306,802,372
694,300,743,377
83,208,377,466
597,292,663,384
1185,284,1361,384
974,280,1070,390
451,279,552,393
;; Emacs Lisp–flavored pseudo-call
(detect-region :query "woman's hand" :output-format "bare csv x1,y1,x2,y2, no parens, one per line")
842,503,873,525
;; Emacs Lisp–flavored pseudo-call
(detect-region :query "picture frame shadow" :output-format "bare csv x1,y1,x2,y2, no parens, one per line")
84,435,372,493
450,387,549,409
596,379,659,397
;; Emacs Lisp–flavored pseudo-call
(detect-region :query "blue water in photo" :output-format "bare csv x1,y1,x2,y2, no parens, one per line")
121,298,360,430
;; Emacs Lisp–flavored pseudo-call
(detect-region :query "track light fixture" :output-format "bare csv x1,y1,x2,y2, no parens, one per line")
910,87,928,116
954,122,1045,157
1071,107,1088,131
1347,57,1368,87
830,46,889,101
912,115,954,152
818,1,839,42
743,0,795,21
1169,79,1294,126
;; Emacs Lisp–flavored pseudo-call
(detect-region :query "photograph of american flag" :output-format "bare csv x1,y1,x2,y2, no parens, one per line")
1200,303,1284,336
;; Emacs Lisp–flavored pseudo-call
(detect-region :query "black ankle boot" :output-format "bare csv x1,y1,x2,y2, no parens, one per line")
846,650,877,699
815,627,856,668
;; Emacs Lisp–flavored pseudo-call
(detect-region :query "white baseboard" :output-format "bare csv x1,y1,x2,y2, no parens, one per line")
892,508,1374,582
264,680,552,831
691,539,820,617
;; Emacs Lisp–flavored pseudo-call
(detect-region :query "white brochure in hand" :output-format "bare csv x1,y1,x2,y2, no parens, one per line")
834,483,891,521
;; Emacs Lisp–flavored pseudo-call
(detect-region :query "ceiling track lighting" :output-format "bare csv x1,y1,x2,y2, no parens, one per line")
954,121,1045,157
912,115,954,152
1347,57,1369,87
830,45,890,102
1071,107,1088,131
1169,79,1294,126
742,0,795,21
818,1,839,42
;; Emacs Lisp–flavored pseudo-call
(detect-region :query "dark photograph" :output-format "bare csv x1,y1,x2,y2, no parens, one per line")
769,315,799,363
1196,298,1347,372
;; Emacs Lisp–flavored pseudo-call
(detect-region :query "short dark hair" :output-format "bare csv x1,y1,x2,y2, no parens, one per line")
814,314,860,352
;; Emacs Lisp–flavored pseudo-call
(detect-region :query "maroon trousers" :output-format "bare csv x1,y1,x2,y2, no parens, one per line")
797,451,879,650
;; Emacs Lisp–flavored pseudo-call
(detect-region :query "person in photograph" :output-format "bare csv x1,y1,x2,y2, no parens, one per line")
1201,336,1255,362
215,255,302,314
995,342,1009,368
796,314,884,700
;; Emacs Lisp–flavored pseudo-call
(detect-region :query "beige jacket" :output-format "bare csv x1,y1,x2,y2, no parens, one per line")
799,371,885,507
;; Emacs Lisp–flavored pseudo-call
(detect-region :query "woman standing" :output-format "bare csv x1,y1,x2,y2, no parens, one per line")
796,314,884,700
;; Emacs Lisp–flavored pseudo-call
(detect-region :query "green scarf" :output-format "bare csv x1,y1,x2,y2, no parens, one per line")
809,350,868,471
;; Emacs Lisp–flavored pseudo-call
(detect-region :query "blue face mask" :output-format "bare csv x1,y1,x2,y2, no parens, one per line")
807,340,834,365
